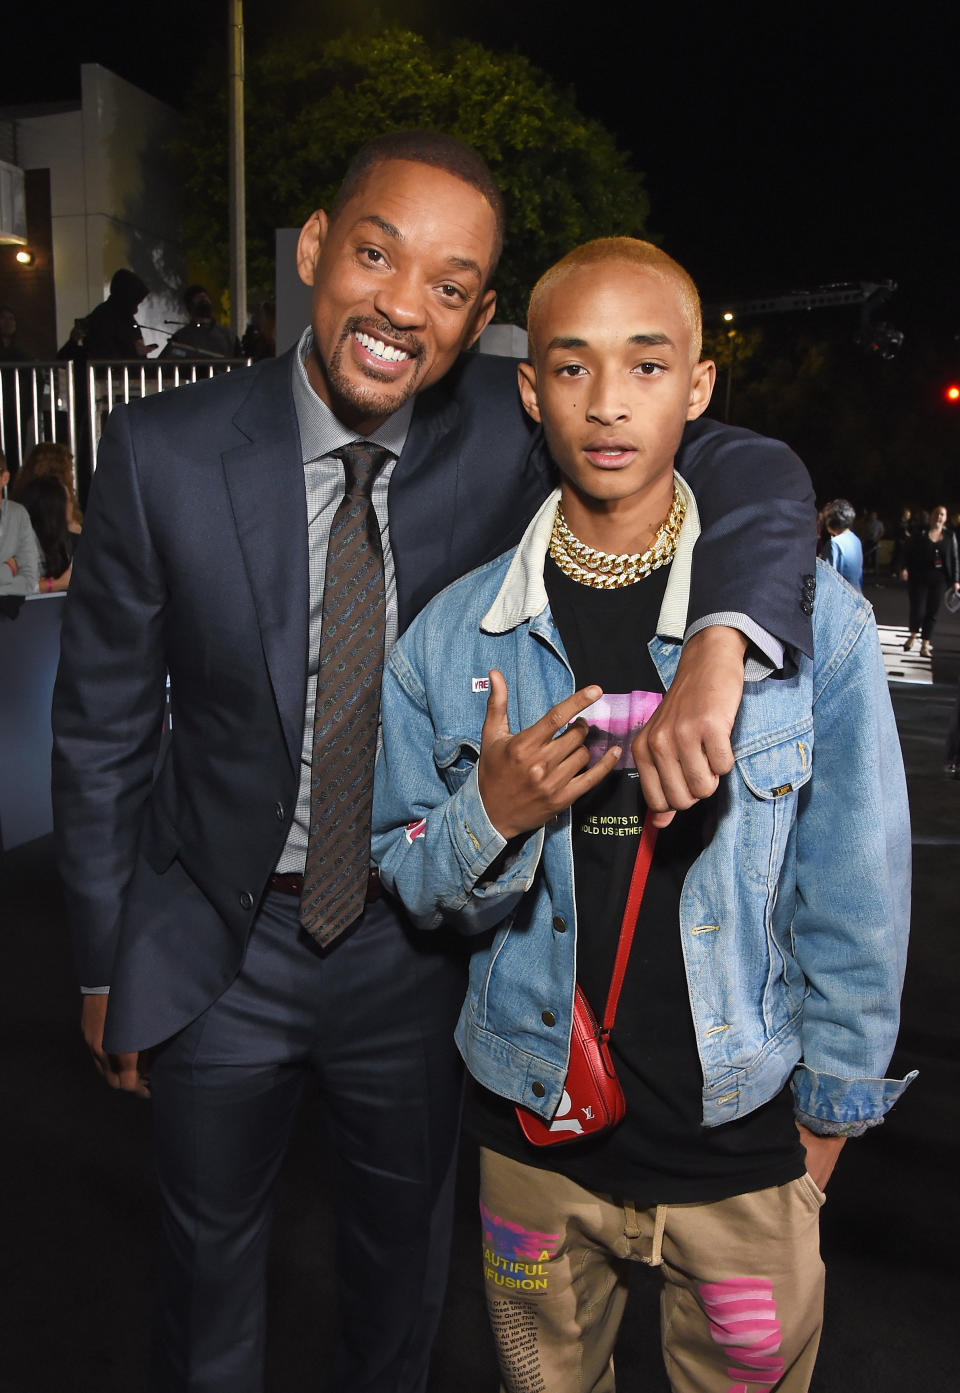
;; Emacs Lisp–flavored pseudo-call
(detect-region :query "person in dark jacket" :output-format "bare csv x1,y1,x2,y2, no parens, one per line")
78,269,153,360
901,504,959,657
160,285,242,361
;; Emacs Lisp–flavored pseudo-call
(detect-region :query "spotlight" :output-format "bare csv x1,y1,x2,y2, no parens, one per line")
15,249,34,265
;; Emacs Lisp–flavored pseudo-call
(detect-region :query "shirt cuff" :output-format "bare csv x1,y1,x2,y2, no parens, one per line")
684,611,785,681
81,985,110,994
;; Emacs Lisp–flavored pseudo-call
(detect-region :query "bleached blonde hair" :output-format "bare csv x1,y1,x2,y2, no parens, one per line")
527,237,703,365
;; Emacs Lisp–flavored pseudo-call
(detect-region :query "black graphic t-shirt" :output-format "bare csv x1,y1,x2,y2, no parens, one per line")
466,555,804,1204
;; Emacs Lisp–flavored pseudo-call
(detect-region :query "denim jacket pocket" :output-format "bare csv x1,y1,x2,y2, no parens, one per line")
734,732,813,890
434,734,481,793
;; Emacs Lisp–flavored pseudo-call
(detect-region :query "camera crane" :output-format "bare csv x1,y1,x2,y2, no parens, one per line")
704,279,903,359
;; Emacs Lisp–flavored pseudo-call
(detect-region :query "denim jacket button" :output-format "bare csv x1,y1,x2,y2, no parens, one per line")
532,1081,546,1098
552,915,566,933
541,1010,556,1027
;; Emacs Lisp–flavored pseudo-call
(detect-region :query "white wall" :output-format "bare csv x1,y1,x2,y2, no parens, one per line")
16,108,87,343
16,66,186,351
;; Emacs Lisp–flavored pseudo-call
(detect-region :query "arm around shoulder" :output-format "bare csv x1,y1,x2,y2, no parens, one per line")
675,419,817,661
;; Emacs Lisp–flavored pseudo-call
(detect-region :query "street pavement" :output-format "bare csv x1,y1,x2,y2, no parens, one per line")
0,567,956,1393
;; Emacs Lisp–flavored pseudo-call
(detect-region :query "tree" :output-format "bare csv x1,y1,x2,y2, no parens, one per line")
176,28,650,323
702,318,960,517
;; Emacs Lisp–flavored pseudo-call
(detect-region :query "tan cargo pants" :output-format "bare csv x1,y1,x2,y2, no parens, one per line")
479,1147,825,1393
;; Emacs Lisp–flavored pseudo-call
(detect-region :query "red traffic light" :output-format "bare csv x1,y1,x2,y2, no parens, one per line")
946,384,960,404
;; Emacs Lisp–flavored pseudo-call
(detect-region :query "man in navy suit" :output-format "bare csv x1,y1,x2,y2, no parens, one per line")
52,132,815,1392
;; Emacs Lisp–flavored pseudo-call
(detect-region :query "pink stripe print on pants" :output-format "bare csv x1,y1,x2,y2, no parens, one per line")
699,1278,785,1389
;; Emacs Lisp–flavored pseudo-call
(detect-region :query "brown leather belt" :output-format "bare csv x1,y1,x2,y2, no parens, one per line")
267,868,383,903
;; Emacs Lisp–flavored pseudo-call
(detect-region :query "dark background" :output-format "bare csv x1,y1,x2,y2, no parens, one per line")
5,1,957,507
5,1,955,318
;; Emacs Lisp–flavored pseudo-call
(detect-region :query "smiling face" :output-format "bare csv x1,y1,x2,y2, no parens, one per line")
518,258,714,544
296,159,499,434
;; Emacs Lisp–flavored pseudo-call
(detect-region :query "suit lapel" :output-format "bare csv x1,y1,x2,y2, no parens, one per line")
389,387,461,632
221,352,309,771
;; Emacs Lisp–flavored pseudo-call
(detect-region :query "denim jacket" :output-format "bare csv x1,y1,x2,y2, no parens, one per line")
372,479,915,1135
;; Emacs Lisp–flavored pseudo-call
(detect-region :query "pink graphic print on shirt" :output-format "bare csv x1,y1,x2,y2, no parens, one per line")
580,690,663,771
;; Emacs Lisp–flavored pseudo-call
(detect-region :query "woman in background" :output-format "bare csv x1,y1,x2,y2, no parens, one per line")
17,475,74,593
12,441,83,535
901,505,959,658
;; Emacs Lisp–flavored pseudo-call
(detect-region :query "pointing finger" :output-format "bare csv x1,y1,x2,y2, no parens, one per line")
533,685,603,741
482,669,511,741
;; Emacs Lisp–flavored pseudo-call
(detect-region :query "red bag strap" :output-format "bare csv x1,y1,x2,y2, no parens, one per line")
601,815,658,1031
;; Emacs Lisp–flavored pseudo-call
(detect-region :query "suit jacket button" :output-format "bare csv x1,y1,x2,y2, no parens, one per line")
541,1010,556,1027
274,803,285,821
532,1082,546,1098
239,891,254,910
552,915,566,933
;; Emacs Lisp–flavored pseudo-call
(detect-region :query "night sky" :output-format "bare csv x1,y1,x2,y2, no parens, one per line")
5,1,957,353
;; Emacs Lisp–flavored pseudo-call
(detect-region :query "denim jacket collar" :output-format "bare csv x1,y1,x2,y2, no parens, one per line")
480,473,701,642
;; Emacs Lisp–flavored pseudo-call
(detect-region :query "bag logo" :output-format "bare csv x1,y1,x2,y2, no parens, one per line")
547,1089,584,1136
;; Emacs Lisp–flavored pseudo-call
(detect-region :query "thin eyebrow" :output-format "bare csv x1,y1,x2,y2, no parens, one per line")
545,332,677,352
546,336,588,351
444,255,483,283
357,214,403,241
628,332,674,349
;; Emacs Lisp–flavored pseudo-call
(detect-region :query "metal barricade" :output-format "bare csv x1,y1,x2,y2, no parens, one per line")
0,357,252,483
0,360,77,473
85,358,252,469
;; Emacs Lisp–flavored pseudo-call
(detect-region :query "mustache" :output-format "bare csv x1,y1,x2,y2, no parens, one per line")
344,316,425,361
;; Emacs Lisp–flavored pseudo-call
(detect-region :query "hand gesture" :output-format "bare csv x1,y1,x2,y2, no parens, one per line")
477,670,621,840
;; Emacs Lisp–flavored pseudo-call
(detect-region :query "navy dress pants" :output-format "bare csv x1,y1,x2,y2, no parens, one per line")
148,889,466,1393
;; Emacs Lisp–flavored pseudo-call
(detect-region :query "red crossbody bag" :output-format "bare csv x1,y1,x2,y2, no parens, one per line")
516,817,658,1147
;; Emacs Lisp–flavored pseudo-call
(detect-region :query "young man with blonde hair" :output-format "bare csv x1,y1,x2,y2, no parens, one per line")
373,238,914,1392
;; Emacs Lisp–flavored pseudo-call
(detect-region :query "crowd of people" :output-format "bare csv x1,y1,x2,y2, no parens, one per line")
51,270,275,367
817,498,960,652
0,441,81,608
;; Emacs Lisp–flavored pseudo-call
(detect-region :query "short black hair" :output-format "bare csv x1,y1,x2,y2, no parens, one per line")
823,498,856,532
328,130,505,283
183,284,209,309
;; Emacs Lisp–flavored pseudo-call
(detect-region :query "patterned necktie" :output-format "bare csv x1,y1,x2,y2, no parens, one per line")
299,441,390,945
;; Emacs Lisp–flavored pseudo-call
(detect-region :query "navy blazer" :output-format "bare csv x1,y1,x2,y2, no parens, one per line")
52,348,815,1052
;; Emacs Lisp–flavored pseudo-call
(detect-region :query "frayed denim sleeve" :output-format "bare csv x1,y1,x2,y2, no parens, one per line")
791,590,916,1127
